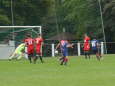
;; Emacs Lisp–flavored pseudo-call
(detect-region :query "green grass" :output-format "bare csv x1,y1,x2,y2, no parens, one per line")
0,55,115,86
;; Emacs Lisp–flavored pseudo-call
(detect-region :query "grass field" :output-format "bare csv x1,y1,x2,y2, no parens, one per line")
0,55,115,86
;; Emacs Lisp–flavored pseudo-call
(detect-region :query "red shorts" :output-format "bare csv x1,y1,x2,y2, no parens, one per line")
36,45,42,55
84,43,90,51
27,46,34,54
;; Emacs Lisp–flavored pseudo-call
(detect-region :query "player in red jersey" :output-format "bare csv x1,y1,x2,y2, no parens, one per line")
24,34,34,63
83,34,91,59
34,34,44,63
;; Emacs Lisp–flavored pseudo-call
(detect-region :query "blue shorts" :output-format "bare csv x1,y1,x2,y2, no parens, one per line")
62,50,68,57
92,47,98,54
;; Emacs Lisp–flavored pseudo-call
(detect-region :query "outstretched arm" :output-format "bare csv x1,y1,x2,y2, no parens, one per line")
67,43,74,48
55,43,60,50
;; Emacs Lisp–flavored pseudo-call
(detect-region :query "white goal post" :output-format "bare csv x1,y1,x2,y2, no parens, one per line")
0,26,42,34
0,26,42,59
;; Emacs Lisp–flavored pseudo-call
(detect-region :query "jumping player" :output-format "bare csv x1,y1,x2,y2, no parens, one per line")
34,34,44,63
83,34,91,59
24,34,34,63
56,40,73,65
9,43,25,60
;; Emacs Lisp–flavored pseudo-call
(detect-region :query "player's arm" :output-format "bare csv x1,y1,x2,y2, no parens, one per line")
68,44,74,48
97,42,100,48
40,41,44,56
67,41,74,48
24,39,28,47
55,43,60,50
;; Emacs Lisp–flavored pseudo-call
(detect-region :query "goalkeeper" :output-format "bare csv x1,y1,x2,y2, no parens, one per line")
9,43,25,60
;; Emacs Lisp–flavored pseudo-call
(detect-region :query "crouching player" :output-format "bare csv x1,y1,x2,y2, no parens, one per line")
56,40,73,65
9,43,25,60
34,34,44,63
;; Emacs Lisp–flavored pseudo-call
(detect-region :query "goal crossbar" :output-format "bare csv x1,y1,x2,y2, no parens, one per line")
0,26,41,28
0,26,42,34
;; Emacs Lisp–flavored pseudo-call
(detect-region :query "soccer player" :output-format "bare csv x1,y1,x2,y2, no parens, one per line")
83,34,91,59
24,34,34,63
34,34,44,63
9,43,25,60
56,40,73,65
91,38,102,61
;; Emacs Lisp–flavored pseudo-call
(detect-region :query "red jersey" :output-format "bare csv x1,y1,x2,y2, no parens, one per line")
84,36,90,43
35,37,43,46
35,37,43,54
84,36,90,51
24,37,34,54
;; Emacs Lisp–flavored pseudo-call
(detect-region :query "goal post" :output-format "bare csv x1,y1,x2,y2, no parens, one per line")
0,26,42,34
0,26,42,59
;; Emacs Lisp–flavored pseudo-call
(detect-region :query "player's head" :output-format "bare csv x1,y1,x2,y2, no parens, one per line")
84,33,88,37
84,33,87,36
38,34,42,37
26,34,31,38
93,36,97,39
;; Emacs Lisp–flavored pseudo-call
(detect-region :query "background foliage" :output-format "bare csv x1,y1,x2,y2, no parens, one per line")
0,0,114,42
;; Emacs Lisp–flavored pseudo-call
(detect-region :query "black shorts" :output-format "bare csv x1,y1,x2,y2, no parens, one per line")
97,48,101,54
84,50,90,55
28,53,34,58
92,49,98,54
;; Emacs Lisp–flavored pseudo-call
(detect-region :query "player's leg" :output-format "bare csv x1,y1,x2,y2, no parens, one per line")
93,49,99,60
96,53,100,61
28,53,33,63
97,48,102,61
59,57,64,61
95,49,99,60
60,57,65,65
17,52,24,60
33,52,38,64
26,48,31,63
27,50,32,63
63,51,68,65
34,53,43,64
9,52,17,60
28,48,35,63
98,48,102,58
60,50,68,65
64,57,68,65
87,51,90,59
84,51,87,59
39,56,43,63
38,52,44,63
35,49,43,63
60,50,65,65
60,57,68,65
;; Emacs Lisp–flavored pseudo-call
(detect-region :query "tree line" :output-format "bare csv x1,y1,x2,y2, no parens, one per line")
0,0,114,42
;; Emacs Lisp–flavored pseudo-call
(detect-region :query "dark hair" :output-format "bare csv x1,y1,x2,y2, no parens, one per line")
93,36,97,39
38,34,42,37
26,34,31,37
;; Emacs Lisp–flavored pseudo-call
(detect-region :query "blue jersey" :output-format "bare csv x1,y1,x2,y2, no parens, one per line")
91,39,98,50
60,40,68,56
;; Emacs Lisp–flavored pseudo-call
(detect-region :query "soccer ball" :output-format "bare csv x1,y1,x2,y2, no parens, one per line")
55,50,58,54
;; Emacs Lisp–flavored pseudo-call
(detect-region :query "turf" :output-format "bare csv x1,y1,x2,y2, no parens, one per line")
0,55,115,86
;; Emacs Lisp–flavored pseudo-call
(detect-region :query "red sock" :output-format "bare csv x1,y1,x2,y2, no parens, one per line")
64,58,68,62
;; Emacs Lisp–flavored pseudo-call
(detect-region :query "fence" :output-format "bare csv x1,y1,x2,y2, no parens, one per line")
48,42,105,57
0,41,115,59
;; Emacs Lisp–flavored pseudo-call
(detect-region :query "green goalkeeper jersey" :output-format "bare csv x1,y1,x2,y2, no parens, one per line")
15,43,25,54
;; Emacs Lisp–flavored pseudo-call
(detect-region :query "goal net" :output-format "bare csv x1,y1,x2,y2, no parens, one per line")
0,26,42,59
